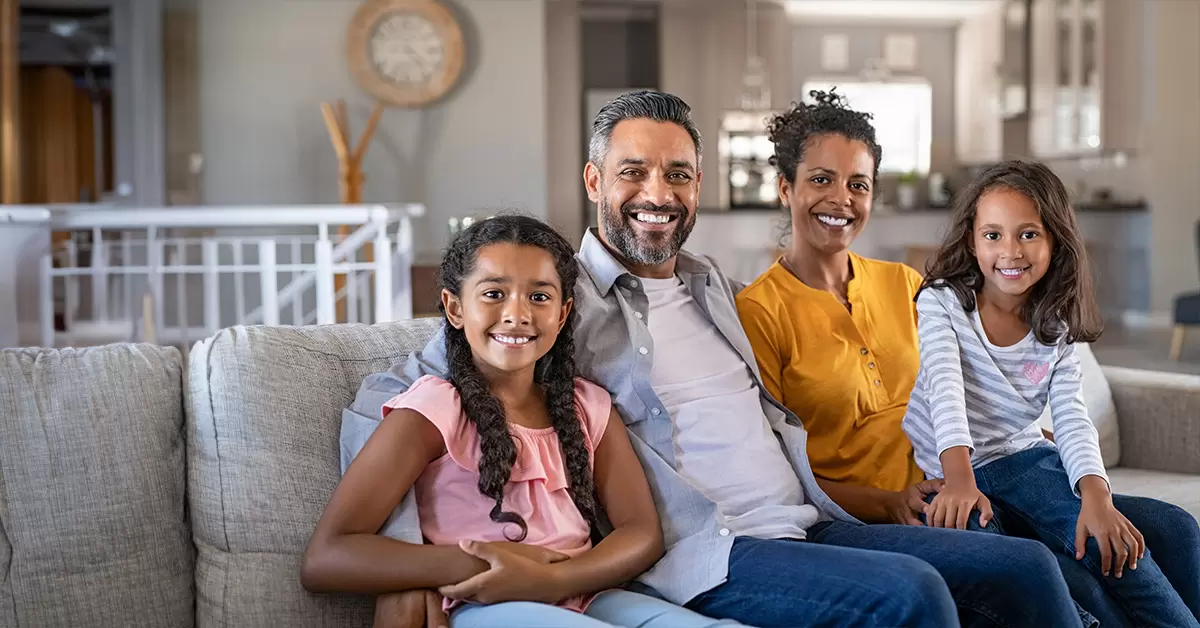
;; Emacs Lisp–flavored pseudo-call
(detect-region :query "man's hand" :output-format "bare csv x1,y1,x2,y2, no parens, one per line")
372,590,446,628
886,478,945,525
438,540,564,605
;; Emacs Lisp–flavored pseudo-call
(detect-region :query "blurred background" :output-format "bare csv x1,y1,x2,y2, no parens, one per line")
1,0,1197,369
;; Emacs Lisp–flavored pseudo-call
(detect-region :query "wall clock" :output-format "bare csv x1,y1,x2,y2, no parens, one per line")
346,0,466,107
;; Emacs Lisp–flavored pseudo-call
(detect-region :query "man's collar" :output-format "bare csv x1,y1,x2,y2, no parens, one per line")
578,227,712,296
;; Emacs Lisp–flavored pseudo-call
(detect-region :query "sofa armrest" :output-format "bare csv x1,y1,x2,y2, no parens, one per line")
1102,366,1200,475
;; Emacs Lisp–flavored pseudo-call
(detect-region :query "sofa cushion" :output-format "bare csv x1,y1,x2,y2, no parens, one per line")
0,345,193,628
1037,342,1120,467
1108,468,1200,519
187,320,441,627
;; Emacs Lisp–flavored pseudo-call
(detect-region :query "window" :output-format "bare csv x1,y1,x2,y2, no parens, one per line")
800,80,933,175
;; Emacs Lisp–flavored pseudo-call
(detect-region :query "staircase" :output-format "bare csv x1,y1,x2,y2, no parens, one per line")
0,203,424,356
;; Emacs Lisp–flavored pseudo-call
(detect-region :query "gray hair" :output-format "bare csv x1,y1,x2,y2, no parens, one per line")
587,90,702,170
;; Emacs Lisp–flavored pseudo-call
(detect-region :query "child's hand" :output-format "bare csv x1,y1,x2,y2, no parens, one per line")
925,484,993,529
486,541,570,565
1076,480,1146,578
438,540,564,605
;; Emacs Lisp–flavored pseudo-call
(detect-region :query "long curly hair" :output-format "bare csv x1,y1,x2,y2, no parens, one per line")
766,88,883,242
768,88,883,187
438,214,597,541
918,160,1103,345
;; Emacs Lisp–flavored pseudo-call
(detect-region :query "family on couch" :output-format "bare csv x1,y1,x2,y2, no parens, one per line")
300,90,1200,628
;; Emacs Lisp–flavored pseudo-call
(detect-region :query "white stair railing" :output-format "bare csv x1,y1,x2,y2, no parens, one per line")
0,203,424,352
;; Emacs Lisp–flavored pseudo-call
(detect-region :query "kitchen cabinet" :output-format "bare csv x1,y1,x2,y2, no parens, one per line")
1029,0,1141,158
954,1,1005,164
955,0,1030,164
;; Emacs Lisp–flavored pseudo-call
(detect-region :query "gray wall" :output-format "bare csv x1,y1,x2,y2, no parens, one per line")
661,0,794,209
791,23,958,175
546,0,584,244
197,0,548,258
1142,0,1200,316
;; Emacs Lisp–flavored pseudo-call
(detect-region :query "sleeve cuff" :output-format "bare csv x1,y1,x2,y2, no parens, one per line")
1069,469,1111,499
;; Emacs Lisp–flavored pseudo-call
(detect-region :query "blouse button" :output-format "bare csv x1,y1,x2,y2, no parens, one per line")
639,347,649,355
635,311,643,319
874,379,882,387
860,348,869,355
868,362,876,369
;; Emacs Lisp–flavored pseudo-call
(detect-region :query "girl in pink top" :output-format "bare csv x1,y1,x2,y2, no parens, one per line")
302,216,739,628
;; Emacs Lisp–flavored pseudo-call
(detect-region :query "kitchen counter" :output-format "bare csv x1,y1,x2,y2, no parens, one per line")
688,205,1151,319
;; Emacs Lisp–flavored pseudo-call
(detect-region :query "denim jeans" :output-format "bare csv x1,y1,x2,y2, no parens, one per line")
684,523,1081,628
971,445,1200,628
450,589,746,627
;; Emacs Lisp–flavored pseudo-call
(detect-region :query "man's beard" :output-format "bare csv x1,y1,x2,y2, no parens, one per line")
599,199,695,266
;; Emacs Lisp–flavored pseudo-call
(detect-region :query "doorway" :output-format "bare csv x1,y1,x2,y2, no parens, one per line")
19,5,115,204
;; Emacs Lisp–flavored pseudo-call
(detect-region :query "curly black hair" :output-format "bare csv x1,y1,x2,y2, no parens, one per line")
767,88,883,186
918,160,1103,345
438,214,597,541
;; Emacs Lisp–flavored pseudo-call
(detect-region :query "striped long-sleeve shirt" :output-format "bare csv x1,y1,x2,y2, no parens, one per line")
902,285,1107,495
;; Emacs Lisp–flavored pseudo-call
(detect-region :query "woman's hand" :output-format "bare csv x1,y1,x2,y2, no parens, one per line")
1077,476,1145,578
886,478,945,525
437,540,565,605
925,483,993,530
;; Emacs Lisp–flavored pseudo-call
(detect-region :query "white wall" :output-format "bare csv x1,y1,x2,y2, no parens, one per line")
1141,0,1200,316
197,0,548,258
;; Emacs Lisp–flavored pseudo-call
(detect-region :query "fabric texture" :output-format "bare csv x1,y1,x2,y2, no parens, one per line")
683,535,961,628
384,375,612,612
736,253,926,492
641,274,817,541
1105,367,1200,475
904,285,1108,494
450,589,747,628
970,446,1200,628
340,228,858,607
1037,343,1121,467
0,345,194,628
187,319,441,627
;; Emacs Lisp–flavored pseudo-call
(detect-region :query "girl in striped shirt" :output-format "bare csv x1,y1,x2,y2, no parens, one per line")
903,160,1200,627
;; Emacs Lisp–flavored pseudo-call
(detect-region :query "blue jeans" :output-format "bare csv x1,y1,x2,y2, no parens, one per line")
971,445,1200,628
685,523,1081,628
450,589,746,627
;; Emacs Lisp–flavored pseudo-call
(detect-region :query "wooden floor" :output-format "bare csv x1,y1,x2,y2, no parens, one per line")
1092,325,1200,375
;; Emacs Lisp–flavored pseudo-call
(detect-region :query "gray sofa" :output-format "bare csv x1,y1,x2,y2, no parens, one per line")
1,319,1197,627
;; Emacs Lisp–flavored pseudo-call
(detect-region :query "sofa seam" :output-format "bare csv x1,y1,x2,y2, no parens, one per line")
199,336,232,626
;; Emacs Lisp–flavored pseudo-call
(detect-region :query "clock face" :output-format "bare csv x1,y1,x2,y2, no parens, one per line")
347,0,466,107
370,12,445,86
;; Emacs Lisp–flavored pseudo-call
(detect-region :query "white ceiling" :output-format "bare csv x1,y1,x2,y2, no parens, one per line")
784,0,1004,24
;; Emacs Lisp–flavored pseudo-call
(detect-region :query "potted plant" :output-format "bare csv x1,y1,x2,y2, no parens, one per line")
896,170,919,210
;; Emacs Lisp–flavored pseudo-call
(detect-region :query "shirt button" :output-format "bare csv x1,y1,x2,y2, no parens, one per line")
634,311,643,319
719,528,731,537
639,347,648,355
868,362,876,369
860,348,869,356
874,379,882,387
629,279,639,288
652,408,661,416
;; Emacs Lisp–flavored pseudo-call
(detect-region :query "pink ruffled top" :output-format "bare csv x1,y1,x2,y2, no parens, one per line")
382,375,613,612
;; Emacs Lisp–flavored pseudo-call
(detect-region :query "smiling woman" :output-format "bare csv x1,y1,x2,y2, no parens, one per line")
734,90,932,507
